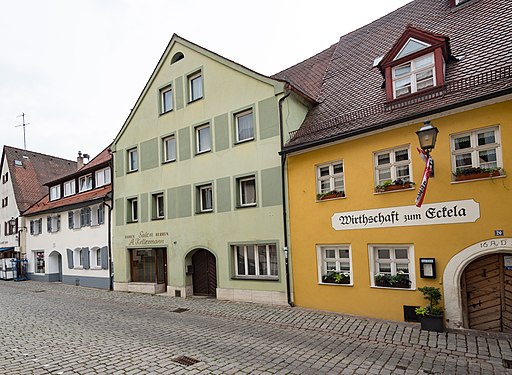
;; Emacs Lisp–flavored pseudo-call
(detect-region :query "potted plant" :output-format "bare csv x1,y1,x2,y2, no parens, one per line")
375,179,415,193
322,272,350,284
374,273,392,287
415,286,444,332
316,190,345,200
375,272,411,288
453,167,502,181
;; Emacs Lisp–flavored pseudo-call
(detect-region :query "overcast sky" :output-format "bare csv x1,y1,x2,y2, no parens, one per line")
0,0,412,161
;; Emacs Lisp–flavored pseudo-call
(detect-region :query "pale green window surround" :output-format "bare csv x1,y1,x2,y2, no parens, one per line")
216,177,231,213
115,198,124,226
261,167,282,207
175,76,184,110
114,150,124,177
140,138,159,171
140,193,149,223
214,113,230,152
178,127,191,161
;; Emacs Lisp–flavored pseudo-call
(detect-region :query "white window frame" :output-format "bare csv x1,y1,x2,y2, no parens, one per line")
233,243,278,278
153,193,165,219
64,180,76,197
30,218,43,235
160,85,173,114
392,52,435,99
95,167,111,187
188,71,203,102
78,174,93,193
195,124,211,154
451,126,502,174
374,146,412,186
128,148,138,172
237,176,257,207
235,109,254,143
198,184,213,213
74,248,84,269
316,245,353,285
163,135,177,163
47,215,60,233
316,161,345,196
368,244,415,289
91,247,102,269
49,185,61,201
127,198,138,222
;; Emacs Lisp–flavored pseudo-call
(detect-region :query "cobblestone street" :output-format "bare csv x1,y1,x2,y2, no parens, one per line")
1,281,512,374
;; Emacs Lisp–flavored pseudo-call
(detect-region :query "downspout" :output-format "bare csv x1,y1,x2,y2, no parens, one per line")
278,90,294,307
103,148,114,291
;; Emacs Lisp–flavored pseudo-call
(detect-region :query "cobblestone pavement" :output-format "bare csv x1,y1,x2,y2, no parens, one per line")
1,281,512,374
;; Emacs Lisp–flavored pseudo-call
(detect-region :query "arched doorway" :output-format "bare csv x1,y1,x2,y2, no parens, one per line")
48,251,62,282
461,253,512,332
192,249,217,297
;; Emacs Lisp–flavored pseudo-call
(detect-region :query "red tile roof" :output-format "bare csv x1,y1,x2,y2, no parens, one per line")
2,146,77,213
280,0,512,150
23,185,111,216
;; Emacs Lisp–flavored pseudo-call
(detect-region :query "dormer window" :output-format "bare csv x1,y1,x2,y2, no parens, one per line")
393,53,435,98
64,180,76,197
378,26,450,102
79,174,93,192
50,185,61,201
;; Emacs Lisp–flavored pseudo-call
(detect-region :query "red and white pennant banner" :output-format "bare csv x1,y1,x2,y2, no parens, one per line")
415,148,433,207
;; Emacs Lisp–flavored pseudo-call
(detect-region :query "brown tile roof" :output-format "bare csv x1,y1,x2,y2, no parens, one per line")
23,185,111,216
2,146,77,213
281,0,512,150
24,146,113,216
272,44,337,101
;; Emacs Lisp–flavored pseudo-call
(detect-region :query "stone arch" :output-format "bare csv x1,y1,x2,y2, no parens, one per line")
443,238,512,329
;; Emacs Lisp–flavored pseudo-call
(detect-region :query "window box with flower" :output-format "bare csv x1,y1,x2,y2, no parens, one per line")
316,190,345,201
453,167,503,182
321,272,351,285
375,179,415,193
375,271,411,289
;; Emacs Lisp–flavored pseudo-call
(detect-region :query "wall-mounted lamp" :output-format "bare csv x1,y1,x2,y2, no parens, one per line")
416,121,439,176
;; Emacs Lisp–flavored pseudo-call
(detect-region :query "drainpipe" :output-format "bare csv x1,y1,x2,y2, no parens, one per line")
103,148,114,291
278,90,294,307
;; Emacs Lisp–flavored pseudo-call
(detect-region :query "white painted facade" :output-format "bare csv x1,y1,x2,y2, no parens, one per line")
0,156,22,252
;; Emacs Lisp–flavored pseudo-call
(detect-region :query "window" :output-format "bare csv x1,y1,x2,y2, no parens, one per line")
237,176,256,207
2,172,8,183
1,197,7,207
374,147,411,186
393,53,435,98
188,71,203,102
152,193,165,219
91,247,102,268
68,211,81,229
160,85,173,114
127,198,138,222
163,135,176,162
451,126,502,174
30,218,43,235
317,245,352,285
97,204,105,225
64,180,76,197
130,248,166,283
80,207,92,227
95,167,111,187
4,218,17,236
78,174,92,192
35,251,45,274
198,184,213,213
235,110,254,143
128,148,138,172
46,215,60,233
233,244,278,278
50,185,61,201
196,124,211,154
317,161,345,197
369,245,414,289
74,248,90,269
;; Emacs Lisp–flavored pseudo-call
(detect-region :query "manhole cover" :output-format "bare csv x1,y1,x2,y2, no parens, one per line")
171,356,200,366
171,308,188,313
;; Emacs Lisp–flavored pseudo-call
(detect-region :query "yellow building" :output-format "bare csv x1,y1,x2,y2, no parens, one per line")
279,0,512,332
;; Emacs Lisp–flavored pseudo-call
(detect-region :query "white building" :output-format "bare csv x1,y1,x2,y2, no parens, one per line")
23,148,112,289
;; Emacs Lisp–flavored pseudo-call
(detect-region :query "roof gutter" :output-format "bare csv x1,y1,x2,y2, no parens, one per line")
281,88,512,155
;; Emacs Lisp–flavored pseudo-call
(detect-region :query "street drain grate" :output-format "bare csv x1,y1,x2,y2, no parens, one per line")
33,290,46,293
171,356,200,366
503,359,512,369
171,308,189,313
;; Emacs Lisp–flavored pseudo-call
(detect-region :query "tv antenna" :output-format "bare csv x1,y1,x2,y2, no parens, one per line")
15,113,30,150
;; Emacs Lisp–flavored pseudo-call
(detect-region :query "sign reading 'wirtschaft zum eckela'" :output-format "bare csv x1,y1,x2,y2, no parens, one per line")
331,200,480,231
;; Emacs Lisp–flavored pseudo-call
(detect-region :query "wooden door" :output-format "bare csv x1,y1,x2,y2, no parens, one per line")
462,254,512,332
192,250,217,297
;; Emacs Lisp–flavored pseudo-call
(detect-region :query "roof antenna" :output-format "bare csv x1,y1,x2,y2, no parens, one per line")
15,113,30,150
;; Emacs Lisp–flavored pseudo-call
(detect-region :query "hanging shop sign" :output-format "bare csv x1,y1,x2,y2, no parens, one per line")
332,199,480,231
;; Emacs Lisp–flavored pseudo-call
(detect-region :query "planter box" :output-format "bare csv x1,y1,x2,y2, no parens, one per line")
455,170,500,181
375,279,411,288
420,314,444,332
384,183,413,191
318,192,345,200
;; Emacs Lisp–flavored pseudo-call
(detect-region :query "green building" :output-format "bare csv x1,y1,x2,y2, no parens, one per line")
111,35,308,304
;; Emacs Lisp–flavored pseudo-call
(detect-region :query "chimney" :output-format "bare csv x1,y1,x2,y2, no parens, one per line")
77,151,84,170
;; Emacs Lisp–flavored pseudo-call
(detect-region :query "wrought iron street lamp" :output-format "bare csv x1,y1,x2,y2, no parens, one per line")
416,121,439,176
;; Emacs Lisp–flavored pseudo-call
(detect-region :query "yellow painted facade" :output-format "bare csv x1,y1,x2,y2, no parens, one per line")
287,99,512,325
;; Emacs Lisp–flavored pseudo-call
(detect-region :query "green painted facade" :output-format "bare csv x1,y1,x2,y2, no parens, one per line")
112,35,308,304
